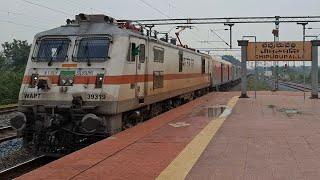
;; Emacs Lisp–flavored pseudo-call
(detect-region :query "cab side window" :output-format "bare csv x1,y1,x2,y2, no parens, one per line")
153,47,164,63
179,51,183,72
139,44,145,63
128,42,137,62
201,57,206,74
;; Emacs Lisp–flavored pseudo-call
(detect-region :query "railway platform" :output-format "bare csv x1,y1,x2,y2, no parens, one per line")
18,91,320,180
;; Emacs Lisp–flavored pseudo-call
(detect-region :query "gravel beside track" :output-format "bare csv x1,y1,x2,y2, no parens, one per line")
0,141,36,172
0,112,36,172
0,112,18,128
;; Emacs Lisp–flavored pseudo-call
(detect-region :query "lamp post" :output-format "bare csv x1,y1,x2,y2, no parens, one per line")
297,22,308,100
273,16,280,91
224,23,235,49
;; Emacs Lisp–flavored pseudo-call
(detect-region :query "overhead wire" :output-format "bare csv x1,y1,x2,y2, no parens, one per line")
139,1,238,57
0,10,58,26
137,0,170,18
64,0,102,14
168,1,188,18
165,1,223,54
209,29,230,47
0,19,45,29
21,0,73,16
135,0,215,49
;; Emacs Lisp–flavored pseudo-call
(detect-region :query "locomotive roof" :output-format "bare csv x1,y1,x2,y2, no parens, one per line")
35,22,136,38
34,14,212,58
212,56,233,65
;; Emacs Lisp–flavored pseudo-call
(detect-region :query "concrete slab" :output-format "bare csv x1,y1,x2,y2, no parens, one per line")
19,91,320,180
18,92,236,180
186,91,320,180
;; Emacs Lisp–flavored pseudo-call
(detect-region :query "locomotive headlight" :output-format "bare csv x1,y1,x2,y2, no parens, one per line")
61,79,67,85
59,71,75,86
95,74,104,88
59,77,74,86
30,74,39,88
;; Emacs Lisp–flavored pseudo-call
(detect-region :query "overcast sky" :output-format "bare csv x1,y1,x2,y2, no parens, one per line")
1,0,320,60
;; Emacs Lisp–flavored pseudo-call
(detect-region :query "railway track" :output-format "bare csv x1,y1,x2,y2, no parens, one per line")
0,126,17,143
0,105,18,115
0,155,57,179
264,79,318,92
278,81,314,92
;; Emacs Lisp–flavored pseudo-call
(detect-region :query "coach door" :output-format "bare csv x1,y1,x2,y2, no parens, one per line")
220,63,224,83
135,39,147,103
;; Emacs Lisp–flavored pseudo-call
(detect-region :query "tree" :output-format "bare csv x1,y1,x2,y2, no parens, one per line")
0,39,30,104
0,53,5,70
1,39,31,70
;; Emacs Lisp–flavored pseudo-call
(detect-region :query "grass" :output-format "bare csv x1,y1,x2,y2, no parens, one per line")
247,76,272,91
0,104,18,109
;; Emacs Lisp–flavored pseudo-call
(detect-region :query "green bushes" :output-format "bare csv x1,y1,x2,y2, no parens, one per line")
0,39,30,105
0,71,24,105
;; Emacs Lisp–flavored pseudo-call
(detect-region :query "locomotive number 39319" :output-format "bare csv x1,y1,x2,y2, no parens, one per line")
87,94,106,100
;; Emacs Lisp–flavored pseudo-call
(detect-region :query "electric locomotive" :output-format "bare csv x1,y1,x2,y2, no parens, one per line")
10,14,241,155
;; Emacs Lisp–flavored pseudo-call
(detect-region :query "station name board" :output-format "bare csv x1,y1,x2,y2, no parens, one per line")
247,41,312,61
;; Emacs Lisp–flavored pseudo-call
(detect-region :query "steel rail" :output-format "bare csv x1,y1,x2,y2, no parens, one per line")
0,156,57,179
278,81,314,92
0,126,17,143
0,126,13,131
279,82,308,91
0,134,18,143
0,105,18,115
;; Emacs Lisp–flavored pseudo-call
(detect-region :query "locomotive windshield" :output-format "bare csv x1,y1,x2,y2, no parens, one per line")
76,37,110,62
36,38,70,62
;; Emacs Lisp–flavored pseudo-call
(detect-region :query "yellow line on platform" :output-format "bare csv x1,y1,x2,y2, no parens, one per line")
156,96,239,180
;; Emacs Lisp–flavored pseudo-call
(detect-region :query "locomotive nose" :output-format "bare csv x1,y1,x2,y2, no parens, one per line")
10,112,27,130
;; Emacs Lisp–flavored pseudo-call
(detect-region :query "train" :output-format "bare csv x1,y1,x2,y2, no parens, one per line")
10,14,241,155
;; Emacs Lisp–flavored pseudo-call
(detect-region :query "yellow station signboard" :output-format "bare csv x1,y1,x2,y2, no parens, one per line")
247,41,312,61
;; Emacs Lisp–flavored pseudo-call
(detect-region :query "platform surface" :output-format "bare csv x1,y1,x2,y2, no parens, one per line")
19,91,320,180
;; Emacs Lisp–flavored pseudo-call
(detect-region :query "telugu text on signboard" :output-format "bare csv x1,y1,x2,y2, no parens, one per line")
247,41,312,61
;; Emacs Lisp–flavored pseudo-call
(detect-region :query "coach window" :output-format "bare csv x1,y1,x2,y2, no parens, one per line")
153,71,164,89
139,44,145,63
178,51,183,72
201,57,206,74
153,47,164,63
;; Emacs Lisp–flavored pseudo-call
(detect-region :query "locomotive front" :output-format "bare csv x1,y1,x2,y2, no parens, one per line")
10,14,126,155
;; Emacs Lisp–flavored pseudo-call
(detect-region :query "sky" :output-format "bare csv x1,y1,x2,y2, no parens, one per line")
0,0,320,62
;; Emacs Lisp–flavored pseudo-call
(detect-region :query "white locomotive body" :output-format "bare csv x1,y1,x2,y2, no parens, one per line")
10,14,240,155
